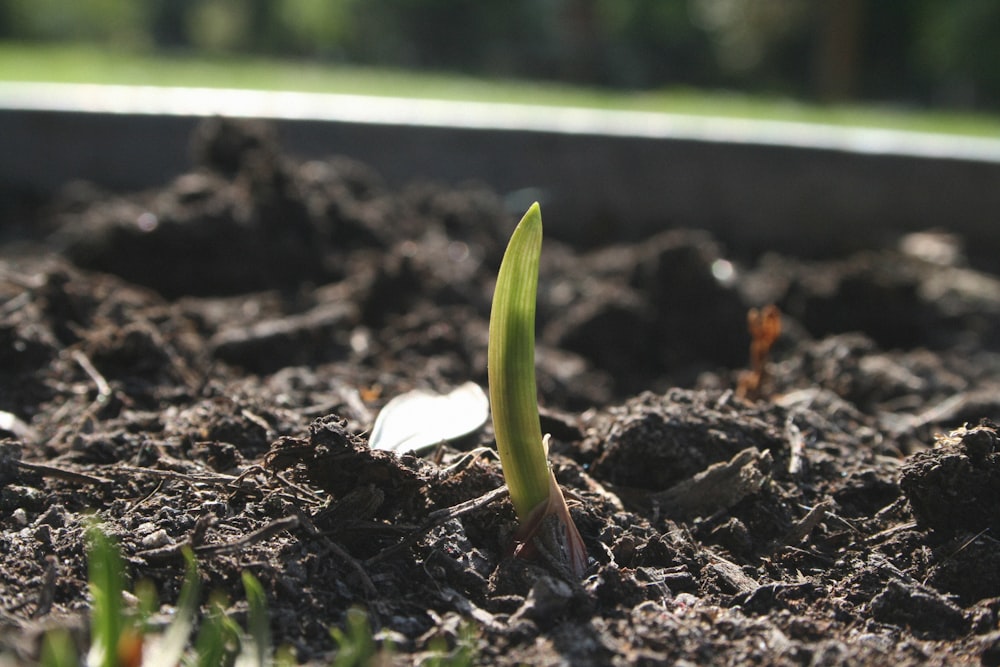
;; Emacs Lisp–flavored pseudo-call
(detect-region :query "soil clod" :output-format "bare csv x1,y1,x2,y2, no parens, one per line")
2,117,1000,665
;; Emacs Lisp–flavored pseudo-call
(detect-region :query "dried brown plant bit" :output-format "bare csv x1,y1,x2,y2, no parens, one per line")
748,304,782,367
737,305,782,400
360,384,382,403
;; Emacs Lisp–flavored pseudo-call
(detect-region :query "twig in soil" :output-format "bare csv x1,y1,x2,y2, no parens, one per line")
0,290,32,316
868,554,921,587
134,516,211,564
297,401,341,417
0,602,29,624
0,410,37,443
137,515,301,564
365,485,510,567
436,587,504,632
273,470,327,504
738,580,815,609
32,556,58,619
291,509,377,599
122,479,165,518
228,464,275,500
194,515,300,556
872,497,909,525
922,528,991,587
779,545,837,565
436,446,500,478
648,447,771,520
15,459,112,486
785,415,807,476
155,334,202,395
867,521,918,544
771,500,834,550
885,392,972,435
342,387,374,426
71,349,112,406
914,393,972,426
117,465,241,486
822,509,862,535
240,408,273,438
706,552,759,596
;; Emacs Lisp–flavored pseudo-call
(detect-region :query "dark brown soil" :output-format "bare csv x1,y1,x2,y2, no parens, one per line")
3,117,1000,665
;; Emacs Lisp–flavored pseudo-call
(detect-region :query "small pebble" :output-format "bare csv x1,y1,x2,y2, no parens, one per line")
201,501,229,517
135,521,158,536
141,529,171,549
34,523,52,547
33,504,66,528
511,575,574,625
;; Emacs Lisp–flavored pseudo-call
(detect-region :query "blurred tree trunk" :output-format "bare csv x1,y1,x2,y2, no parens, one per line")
248,0,278,52
815,0,865,102
562,0,603,83
150,0,194,47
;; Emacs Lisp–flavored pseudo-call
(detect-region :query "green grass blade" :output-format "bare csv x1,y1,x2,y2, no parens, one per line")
488,202,550,521
192,593,239,667
39,628,77,667
85,524,125,667
235,572,271,667
144,548,201,667
330,607,378,667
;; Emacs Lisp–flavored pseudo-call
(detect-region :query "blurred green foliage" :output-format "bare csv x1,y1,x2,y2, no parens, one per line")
1,0,999,110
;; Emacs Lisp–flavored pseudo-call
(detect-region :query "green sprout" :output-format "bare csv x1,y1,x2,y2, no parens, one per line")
42,524,284,667
329,607,382,667
84,524,136,667
488,202,587,578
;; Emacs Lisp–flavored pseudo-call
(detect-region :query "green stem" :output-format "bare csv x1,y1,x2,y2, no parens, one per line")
488,202,550,521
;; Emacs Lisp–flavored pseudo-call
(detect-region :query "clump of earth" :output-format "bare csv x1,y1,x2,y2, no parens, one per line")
3,117,1000,665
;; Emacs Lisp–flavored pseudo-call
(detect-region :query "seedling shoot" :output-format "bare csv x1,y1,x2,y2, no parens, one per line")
488,202,587,578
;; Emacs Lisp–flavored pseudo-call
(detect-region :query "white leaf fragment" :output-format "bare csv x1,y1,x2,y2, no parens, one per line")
369,381,490,454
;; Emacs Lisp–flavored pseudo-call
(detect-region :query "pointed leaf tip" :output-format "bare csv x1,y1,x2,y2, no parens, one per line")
488,203,549,521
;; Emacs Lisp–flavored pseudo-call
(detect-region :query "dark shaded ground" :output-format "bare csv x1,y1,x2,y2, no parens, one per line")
3,117,1000,665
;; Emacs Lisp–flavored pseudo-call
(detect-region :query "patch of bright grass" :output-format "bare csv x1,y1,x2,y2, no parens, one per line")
39,524,477,666
2,41,1000,137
